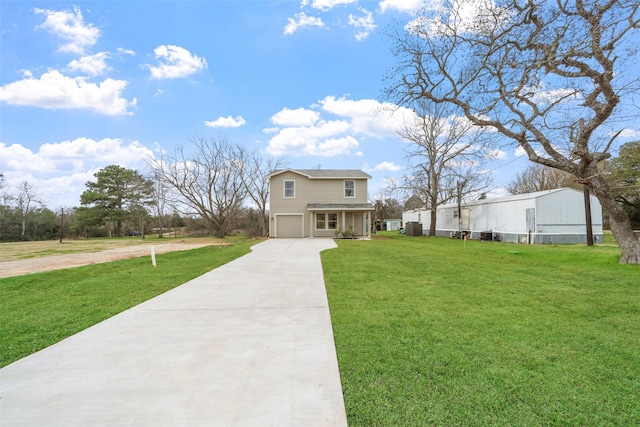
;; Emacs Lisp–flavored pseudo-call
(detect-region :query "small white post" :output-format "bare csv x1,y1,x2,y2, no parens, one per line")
151,245,157,267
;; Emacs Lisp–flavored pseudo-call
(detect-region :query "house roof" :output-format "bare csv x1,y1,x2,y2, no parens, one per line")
307,203,375,211
269,169,371,179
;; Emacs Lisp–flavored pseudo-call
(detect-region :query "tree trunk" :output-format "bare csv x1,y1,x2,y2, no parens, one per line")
429,206,437,237
589,176,640,264
260,213,268,237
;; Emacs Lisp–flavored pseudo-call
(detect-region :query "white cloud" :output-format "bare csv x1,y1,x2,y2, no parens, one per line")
308,0,357,11
147,45,208,80
271,107,319,126
319,96,415,138
514,146,528,157
406,0,507,37
487,149,507,160
372,161,402,172
67,52,111,76
34,6,100,55
117,48,135,56
284,12,326,35
518,81,580,104
204,115,247,128
265,96,417,158
378,0,427,14
0,138,154,207
316,136,360,156
349,9,377,41
0,70,136,115
266,119,351,156
618,129,640,138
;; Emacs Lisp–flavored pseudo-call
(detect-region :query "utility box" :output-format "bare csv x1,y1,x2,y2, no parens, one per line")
405,222,423,236
480,231,493,241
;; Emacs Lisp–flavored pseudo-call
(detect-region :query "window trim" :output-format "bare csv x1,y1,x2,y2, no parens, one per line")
284,180,295,198
344,180,355,198
315,212,339,230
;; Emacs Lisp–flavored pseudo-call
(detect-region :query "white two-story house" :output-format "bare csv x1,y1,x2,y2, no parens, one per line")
268,169,375,238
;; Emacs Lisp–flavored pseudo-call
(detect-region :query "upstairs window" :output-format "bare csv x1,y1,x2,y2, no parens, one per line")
284,180,295,198
344,180,355,198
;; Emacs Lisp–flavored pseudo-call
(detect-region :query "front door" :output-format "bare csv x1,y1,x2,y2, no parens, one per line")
526,208,536,232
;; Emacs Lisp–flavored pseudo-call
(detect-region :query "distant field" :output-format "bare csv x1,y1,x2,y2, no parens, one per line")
0,236,236,262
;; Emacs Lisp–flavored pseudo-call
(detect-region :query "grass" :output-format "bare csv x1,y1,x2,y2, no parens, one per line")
323,232,640,426
0,239,257,367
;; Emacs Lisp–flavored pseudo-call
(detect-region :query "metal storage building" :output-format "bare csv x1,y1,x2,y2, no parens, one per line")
383,219,402,231
402,188,603,244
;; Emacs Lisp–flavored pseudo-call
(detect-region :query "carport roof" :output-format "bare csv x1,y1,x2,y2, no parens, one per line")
307,203,375,211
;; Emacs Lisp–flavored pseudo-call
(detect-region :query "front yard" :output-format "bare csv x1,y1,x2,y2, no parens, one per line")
323,233,640,426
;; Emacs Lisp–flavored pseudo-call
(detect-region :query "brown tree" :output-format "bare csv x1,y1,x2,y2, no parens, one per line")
603,141,640,227
237,148,287,237
507,164,575,194
386,0,640,263
149,136,247,238
392,100,494,236
15,181,42,238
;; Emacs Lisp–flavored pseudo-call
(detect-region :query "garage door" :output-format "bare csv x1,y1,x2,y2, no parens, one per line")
276,214,303,238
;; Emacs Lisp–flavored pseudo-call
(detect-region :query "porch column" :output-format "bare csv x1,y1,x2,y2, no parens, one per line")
342,211,346,232
310,212,314,238
366,211,371,238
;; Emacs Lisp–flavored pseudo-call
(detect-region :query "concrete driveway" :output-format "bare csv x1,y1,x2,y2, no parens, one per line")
0,238,346,426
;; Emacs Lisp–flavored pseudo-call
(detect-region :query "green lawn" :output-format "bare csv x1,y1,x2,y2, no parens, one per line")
323,233,640,426
0,239,256,367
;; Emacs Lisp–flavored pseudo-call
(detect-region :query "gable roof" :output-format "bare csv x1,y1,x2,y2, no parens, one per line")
268,169,371,179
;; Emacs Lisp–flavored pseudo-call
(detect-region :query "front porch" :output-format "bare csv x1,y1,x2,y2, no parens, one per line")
307,203,374,239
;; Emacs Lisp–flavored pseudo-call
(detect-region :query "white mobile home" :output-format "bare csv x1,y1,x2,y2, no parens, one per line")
402,188,603,244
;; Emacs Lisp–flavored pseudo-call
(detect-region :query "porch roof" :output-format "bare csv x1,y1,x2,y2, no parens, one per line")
307,203,375,211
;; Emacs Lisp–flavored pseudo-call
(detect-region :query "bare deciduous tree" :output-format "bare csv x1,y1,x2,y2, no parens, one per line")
385,0,640,263
237,148,287,237
149,136,247,238
390,101,494,236
149,169,171,238
507,164,575,194
15,181,42,238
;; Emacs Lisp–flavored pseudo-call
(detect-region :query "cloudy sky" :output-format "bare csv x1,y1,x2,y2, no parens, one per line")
1,1,635,209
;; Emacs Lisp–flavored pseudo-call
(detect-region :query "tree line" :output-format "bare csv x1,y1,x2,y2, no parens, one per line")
0,138,285,242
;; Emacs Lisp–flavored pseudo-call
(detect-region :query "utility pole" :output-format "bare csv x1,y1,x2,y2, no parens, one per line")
583,186,594,246
59,207,64,243
457,180,463,239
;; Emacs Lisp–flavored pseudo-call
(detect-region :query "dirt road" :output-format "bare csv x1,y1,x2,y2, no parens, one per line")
0,243,214,278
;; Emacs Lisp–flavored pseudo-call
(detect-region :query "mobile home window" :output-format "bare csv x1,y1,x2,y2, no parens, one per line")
284,180,295,198
344,180,355,198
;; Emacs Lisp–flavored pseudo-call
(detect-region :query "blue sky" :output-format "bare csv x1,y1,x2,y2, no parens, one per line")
1,1,636,209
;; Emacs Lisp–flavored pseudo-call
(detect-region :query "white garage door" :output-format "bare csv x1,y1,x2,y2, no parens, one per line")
276,215,303,238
